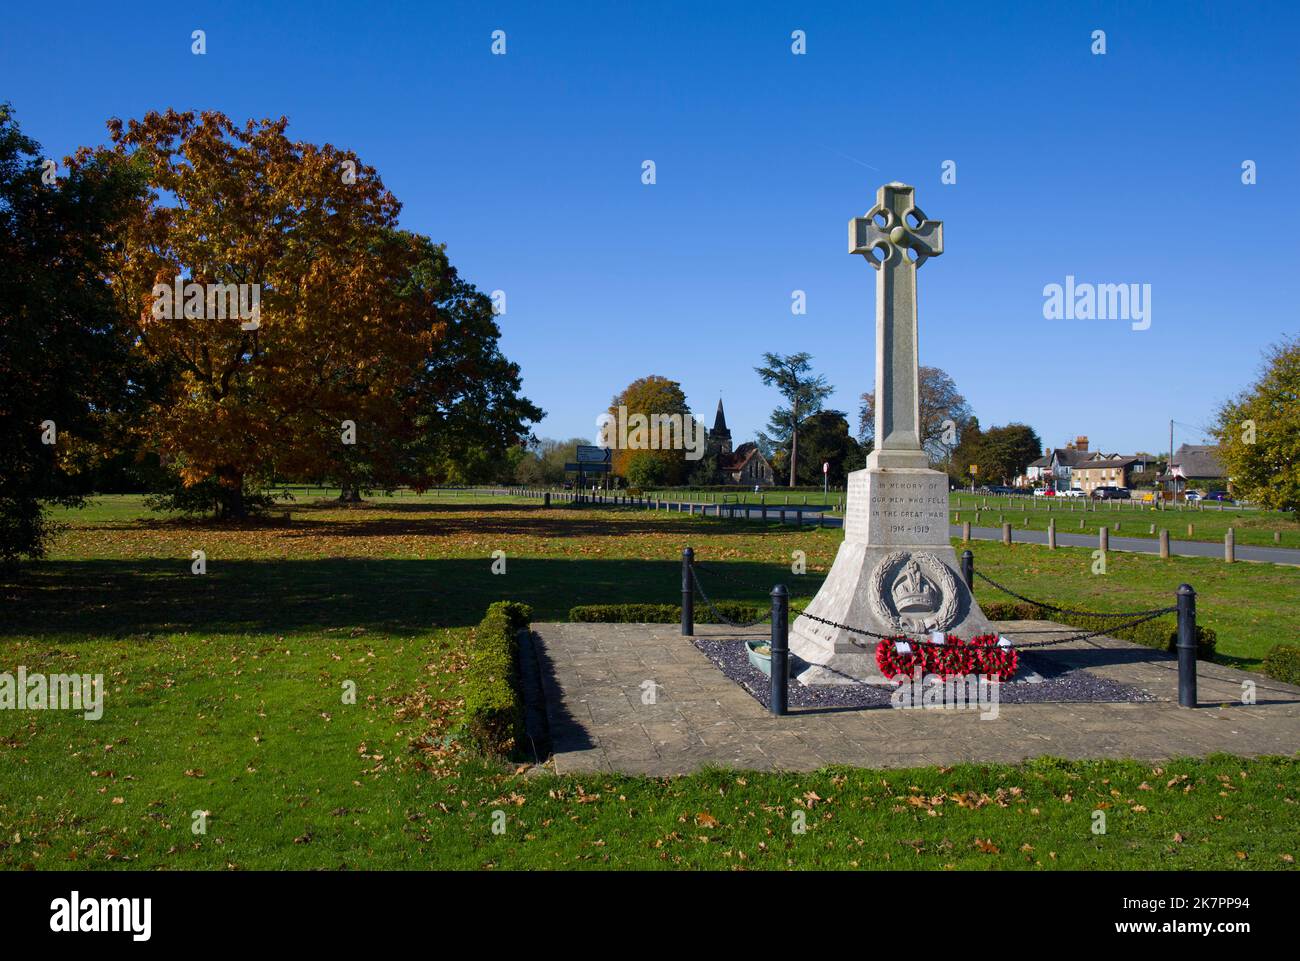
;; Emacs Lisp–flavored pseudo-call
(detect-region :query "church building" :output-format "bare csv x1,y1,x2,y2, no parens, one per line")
706,399,776,487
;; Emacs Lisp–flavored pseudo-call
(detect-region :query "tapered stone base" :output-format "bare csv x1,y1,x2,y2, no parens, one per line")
790,467,996,685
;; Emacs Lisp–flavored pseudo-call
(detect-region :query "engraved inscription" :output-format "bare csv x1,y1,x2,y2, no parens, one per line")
844,472,948,546
869,479,946,537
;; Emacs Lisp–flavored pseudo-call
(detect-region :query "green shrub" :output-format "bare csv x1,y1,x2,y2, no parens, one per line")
460,601,532,757
979,599,1216,659
569,603,680,623
1263,645,1300,685
568,601,805,625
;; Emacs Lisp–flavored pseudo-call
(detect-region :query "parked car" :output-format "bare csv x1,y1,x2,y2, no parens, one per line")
1184,491,1202,503
987,485,1015,495
1090,486,1131,500
1206,491,1234,503
1059,488,1086,498
1032,487,1046,497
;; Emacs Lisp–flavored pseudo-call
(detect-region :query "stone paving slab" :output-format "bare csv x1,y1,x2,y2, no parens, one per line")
534,621,1300,774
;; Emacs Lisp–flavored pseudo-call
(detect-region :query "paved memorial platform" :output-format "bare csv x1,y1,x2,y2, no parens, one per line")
531,621,1300,776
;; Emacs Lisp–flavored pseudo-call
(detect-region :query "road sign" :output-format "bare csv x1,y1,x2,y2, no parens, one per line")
576,445,611,464
565,462,610,472
970,464,979,474
822,462,829,474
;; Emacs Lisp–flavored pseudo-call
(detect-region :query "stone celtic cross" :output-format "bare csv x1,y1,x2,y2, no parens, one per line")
850,183,943,470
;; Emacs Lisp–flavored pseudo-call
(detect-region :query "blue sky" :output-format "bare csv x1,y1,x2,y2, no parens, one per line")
4,1,1297,456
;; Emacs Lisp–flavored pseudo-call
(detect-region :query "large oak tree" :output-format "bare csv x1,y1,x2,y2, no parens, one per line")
79,110,536,514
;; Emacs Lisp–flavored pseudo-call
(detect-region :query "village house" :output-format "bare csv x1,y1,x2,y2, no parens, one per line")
1020,436,1096,489
1158,443,1228,497
1072,453,1145,494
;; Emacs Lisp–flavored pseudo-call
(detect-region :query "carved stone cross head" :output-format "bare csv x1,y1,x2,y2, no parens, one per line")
849,183,944,269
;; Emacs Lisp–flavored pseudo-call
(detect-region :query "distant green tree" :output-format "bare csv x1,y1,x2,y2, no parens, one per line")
948,417,984,488
782,411,861,486
1213,337,1300,511
687,450,719,487
512,437,589,486
626,451,669,489
0,104,150,566
979,423,1043,486
755,352,834,487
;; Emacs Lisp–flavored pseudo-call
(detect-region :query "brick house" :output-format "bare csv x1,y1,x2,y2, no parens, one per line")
1073,453,1143,494
1021,436,1095,489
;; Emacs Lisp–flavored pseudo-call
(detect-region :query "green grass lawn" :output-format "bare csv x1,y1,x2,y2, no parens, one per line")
3,494,1296,869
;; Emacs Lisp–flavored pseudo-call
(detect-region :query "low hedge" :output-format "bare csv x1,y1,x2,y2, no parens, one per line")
980,599,1217,660
1263,645,1300,685
569,601,807,624
460,601,532,757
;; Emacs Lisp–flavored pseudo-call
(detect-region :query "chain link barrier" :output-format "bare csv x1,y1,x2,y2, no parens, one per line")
688,564,772,629
972,569,1172,620
799,607,1177,651
687,554,1179,651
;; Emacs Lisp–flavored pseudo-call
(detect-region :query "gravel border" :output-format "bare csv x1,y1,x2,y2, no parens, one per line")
691,637,1158,710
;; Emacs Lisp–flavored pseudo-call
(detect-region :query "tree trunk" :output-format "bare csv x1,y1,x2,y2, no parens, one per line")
216,468,247,519
338,486,363,503
785,400,795,483
789,419,798,487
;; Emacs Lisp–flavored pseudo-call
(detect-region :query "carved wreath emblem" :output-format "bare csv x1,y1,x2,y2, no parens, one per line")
868,550,960,633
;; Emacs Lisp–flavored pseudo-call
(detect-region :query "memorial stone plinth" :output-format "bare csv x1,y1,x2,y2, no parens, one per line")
790,184,995,685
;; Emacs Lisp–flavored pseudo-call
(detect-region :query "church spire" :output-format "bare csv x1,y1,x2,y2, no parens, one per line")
712,397,728,434
708,397,732,455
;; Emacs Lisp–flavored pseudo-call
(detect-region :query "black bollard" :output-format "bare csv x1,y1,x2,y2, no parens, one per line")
769,584,789,716
681,547,694,636
961,549,974,591
1176,583,1197,708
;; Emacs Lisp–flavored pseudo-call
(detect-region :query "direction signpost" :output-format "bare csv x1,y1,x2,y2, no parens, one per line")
566,446,612,502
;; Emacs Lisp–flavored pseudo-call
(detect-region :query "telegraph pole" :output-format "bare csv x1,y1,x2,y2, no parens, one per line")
1169,418,1175,502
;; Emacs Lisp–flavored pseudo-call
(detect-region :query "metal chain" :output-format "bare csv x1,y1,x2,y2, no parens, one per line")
690,562,746,585
688,565,772,628
686,557,1180,652
990,608,1176,649
789,605,1177,651
794,610,923,642
973,570,1175,619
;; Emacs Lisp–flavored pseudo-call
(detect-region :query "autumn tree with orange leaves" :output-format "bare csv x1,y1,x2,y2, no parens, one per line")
79,110,538,515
